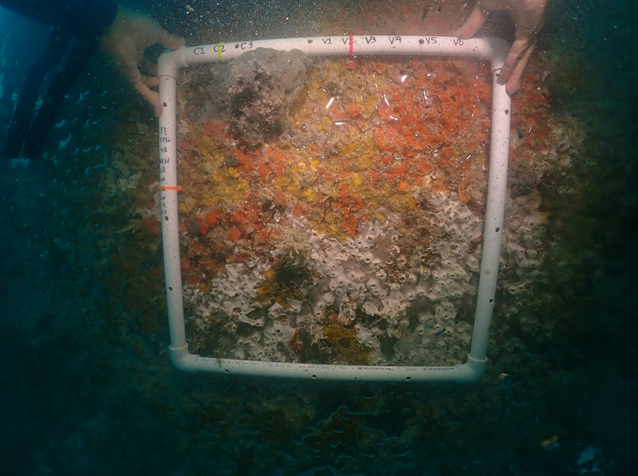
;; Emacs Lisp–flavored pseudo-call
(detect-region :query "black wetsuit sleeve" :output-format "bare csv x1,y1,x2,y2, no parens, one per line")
0,0,118,39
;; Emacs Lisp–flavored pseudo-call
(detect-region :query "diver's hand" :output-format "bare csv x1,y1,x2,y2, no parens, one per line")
100,4,184,117
455,0,548,94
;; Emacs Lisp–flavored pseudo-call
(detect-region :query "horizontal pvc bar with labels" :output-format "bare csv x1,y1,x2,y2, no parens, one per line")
157,35,512,382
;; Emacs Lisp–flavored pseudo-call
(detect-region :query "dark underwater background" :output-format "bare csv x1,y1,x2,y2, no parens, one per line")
1,0,637,475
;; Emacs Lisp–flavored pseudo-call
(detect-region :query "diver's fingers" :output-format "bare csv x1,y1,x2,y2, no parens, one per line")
119,60,164,115
132,10,183,52
134,80,163,117
127,68,163,116
142,75,160,88
499,37,533,84
506,41,535,95
454,6,487,38
139,57,157,77
157,30,185,51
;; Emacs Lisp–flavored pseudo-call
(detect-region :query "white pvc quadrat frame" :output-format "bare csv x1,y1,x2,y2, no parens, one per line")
157,35,511,383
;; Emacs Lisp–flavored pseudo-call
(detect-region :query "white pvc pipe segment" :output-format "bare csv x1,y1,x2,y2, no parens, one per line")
158,35,512,383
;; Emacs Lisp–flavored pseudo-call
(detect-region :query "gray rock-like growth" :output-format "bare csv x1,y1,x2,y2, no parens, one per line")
226,48,310,146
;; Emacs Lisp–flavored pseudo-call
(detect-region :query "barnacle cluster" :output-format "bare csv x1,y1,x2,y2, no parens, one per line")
174,49,567,366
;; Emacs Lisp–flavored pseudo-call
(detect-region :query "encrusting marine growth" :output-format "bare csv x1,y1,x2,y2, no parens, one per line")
131,47,574,366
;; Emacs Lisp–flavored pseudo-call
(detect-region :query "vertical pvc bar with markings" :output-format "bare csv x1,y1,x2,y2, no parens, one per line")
157,36,511,383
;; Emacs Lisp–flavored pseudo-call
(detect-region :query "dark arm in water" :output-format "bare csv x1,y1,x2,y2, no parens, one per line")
0,0,183,116
0,0,183,159
0,0,118,39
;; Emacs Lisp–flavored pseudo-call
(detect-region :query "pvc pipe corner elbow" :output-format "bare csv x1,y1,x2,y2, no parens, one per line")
483,36,511,72
457,354,488,383
158,47,189,78
169,344,196,373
